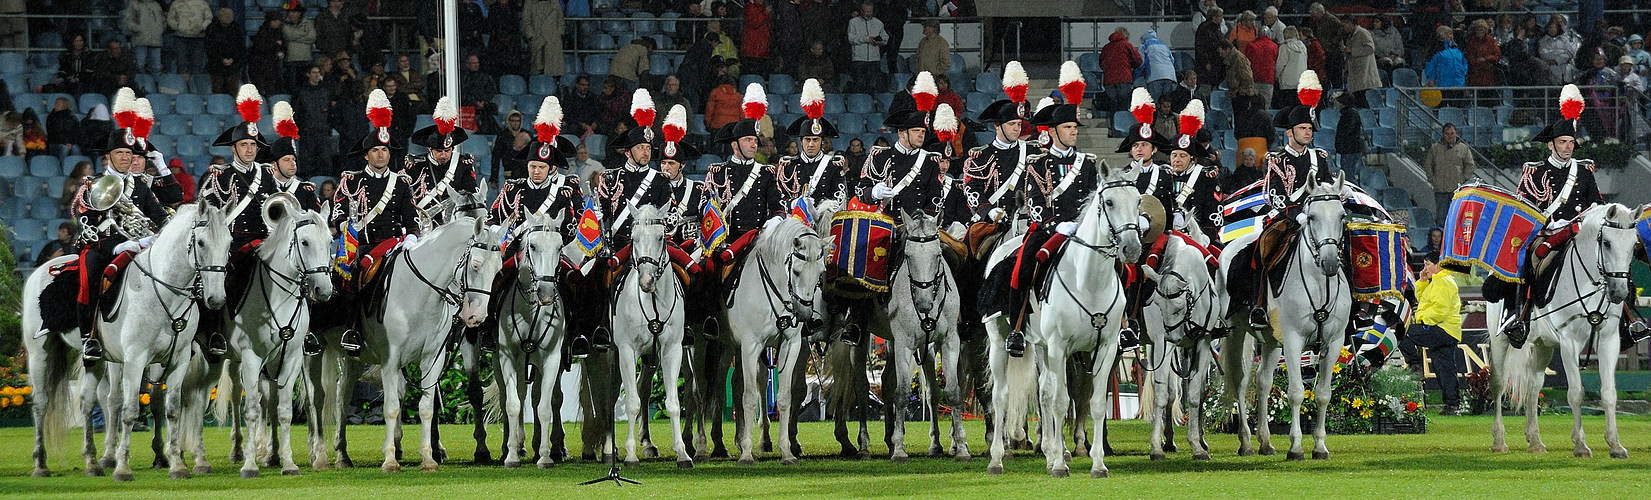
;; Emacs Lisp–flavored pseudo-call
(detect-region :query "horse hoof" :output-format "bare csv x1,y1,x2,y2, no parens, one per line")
736,458,755,467
1575,450,1592,458
169,470,190,479
1050,468,1069,478
1090,469,1109,478
101,457,117,469
151,459,168,469
382,463,401,473
1259,448,1277,456
1238,447,1255,457
1193,453,1211,461
1286,451,1304,461
694,453,711,463
954,454,972,462
1312,451,1329,460
1073,448,1088,458
503,460,521,469
240,469,259,479
336,458,354,469
1150,453,1166,461
194,465,212,475
1490,445,1508,453
113,471,135,482
677,460,694,469
987,464,1004,475
31,469,51,478
537,461,555,469
929,448,944,458
1529,446,1547,454
892,455,909,464
838,448,858,458
711,448,730,459
781,458,798,466
1164,443,1178,453
421,463,440,472
644,447,660,459
281,468,300,476
623,459,639,468
86,466,103,477
1611,450,1629,459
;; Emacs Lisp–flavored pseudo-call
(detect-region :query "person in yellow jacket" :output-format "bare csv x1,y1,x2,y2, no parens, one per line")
1401,253,1465,415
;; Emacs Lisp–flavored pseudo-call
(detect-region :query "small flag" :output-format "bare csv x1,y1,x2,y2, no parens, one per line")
701,197,728,257
1222,189,1268,217
576,197,603,257
333,222,360,281
789,196,814,226
1355,322,1390,345
1220,216,1263,243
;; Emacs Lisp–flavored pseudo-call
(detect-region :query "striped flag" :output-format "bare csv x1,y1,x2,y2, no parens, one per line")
1220,215,1263,243
575,197,603,257
1222,190,1268,217
789,196,814,226
333,221,360,281
701,197,728,258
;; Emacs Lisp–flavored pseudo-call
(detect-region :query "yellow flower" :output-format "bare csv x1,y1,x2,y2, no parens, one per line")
1360,408,1373,419
19,386,31,395
1,386,14,396
9,395,20,407
0,397,9,408
1304,390,1314,401
1333,364,1343,373
140,393,151,406
1352,398,1364,408
209,388,218,400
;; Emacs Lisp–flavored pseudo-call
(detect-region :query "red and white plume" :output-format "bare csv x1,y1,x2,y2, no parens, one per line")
1130,87,1155,125
112,87,138,129
1058,60,1086,106
236,83,263,124
663,104,688,144
1297,70,1322,109
912,71,938,112
534,96,562,143
132,98,154,140
1031,97,1055,137
1179,99,1206,137
1002,61,1028,103
742,83,767,120
1560,84,1584,121
630,88,656,127
933,103,958,143
273,100,299,139
800,78,826,120
366,89,392,130
432,96,458,135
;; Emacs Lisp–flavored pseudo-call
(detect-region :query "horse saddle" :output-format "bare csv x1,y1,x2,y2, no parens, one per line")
964,222,1006,261
1257,220,1301,296
38,261,82,332
1526,234,1569,309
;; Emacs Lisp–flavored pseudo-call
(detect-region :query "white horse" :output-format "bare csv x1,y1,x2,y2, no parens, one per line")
21,202,232,480
1028,160,1144,478
870,210,967,462
717,215,831,466
980,222,1040,474
1221,176,1352,460
1490,203,1637,458
606,205,691,467
1139,225,1227,461
490,211,571,468
217,195,335,477
309,186,504,473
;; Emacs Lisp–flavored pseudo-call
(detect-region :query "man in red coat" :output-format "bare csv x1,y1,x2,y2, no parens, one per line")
741,0,773,76
1245,29,1280,109
1100,27,1142,114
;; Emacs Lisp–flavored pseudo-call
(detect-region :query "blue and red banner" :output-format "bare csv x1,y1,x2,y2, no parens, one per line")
1347,222,1413,300
701,197,728,258
826,210,896,297
576,197,603,257
1443,185,1546,282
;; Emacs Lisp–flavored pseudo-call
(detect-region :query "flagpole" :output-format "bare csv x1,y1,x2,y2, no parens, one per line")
444,0,460,145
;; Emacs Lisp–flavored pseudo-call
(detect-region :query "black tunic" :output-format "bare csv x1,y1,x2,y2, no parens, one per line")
960,139,1030,222
1262,145,1336,211
489,174,584,238
1517,157,1602,223
330,168,419,246
856,144,945,217
593,164,673,241
1024,149,1100,225
198,161,269,241
774,152,849,203
664,177,706,243
402,152,480,209
702,158,784,235
71,171,170,253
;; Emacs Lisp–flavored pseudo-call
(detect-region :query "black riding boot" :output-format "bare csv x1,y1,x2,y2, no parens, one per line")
78,305,102,363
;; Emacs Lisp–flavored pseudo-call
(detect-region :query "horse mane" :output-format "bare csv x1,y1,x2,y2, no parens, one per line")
154,203,212,249
632,205,666,242
756,216,812,258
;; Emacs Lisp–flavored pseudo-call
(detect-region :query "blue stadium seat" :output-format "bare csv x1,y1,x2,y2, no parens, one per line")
1391,68,1420,88
175,136,207,156
1469,107,1497,127
1380,188,1412,209
1209,90,1229,111
145,135,176,153
1111,111,1132,136
189,74,212,95
528,74,557,95
156,74,187,94
836,114,865,135
964,92,992,114
0,52,24,70
739,74,765,90
62,154,90,170
28,155,59,176
499,74,526,95
77,93,107,114
589,33,617,51
890,73,912,93
973,71,1001,94
846,93,875,114
949,54,966,74
144,93,173,114
492,94,515,114
1317,107,1340,128
1435,107,1465,128
1377,108,1397,128
158,115,190,136
174,94,205,115
14,218,46,241
132,74,156,94
40,93,73,113
0,156,23,177
649,53,674,76
31,201,59,219
583,55,612,77
584,134,607,161
414,114,435,131
824,94,846,114
1371,127,1397,152
206,94,235,115
191,116,222,136
1362,169,1389,190
689,114,708,136
769,74,795,95
631,13,658,34
1077,52,1101,73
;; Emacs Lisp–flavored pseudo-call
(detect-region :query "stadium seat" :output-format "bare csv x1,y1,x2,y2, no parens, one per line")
689,115,708,136
1377,108,1397,128
589,33,617,51
144,93,173,114
145,135,175,154
1391,68,1420,88
1077,52,1102,73
890,73,912,93
824,94,846,114
950,53,966,74
206,93,235,115
584,134,607,161
965,92,993,114
1317,107,1340,128
175,136,207,156
1209,90,1229,111
528,74,557,95
649,53,674,76
836,114,865,135
31,201,59,219
414,114,435,131
0,156,23,177
739,74,765,90
191,115,222,136
0,52,24,70
1,72,28,94
188,74,212,95
499,74,526,95
1111,111,1132,136
631,12,658,34
156,114,188,136
769,74,796,94
973,71,1001,94
1371,127,1397,152
28,155,59,176
156,74,187,95
14,218,46,241
492,94,515,114
173,93,205,115
874,93,894,112
846,93,875,114
583,55,612,77
1435,107,1465,128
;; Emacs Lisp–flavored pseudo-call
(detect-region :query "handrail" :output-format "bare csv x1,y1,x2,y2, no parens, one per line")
1388,87,1514,192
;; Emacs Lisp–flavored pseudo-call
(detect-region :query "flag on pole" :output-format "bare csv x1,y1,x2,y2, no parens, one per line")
333,221,360,281
789,196,814,226
701,197,728,258
575,197,604,256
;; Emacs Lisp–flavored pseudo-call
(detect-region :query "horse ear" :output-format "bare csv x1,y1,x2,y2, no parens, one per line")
899,208,913,226
547,211,565,230
319,200,333,220
1334,170,1346,192
1140,263,1161,283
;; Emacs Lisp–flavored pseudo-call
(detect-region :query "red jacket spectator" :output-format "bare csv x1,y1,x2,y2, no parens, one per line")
170,158,196,204
1306,37,1326,79
1245,34,1279,84
1100,31,1142,85
704,82,742,131
1464,32,1502,86
740,0,772,59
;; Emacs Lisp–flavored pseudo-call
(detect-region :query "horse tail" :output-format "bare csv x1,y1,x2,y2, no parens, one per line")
212,360,234,425
1004,346,1037,419
824,344,859,418
31,334,82,450
1501,340,1546,412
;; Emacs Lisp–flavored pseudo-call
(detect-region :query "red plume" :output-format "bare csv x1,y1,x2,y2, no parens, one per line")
432,96,458,135
1178,100,1206,136
630,88,656,127
112,87,137,129
365,89,393,129
800,78,825,120
273,101,299,139
663,104,687,143
1002,61,1029,103
742,83,767,120
1559,84,1584,121
534,96,563,143
131,98,154,139
933,104,958,143
1058,61,1086,106
1129,88,1155,125
1297,70,1322,109
912,72,938,112
236,84,263,124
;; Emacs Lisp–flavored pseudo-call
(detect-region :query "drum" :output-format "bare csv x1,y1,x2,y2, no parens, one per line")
1346,222,1412,300
827,210,896,298
1443,184,1547,282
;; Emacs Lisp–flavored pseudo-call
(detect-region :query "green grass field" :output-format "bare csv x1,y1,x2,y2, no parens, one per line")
0,416,1648,498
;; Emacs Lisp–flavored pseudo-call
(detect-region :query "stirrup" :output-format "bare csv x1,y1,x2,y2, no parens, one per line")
841,324,865,347
1006,331,1027,358
340,329,365,356
1248,307,1269,329
591,326,612,353
701,317,721,341
81,338,104,362
568,334,592,359
206,333,228,357
1501,318,1529,349
1629,321,1651,344
1118,319,1141,349
303,333,324,356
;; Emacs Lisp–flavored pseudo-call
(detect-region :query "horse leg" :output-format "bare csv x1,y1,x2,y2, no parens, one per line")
334,353,360,468
1148,342,1169,460
82,368,104,476
418,351,447,472
942,332,970,461
775,337,802,465
1311,336,1342,460
1036,345,1070,477
1186,342,1213,460
734,342,767,466
1255,342,1281,456
379,353,405,472
1281,334,1308,460
1088,345,1120,479
260,381,280,468
664,338,693,468
889,345,915,463
150,380,167,469
536,346,566,468
1488,330,1510,453
113,356,149,481
1559,338,1591,458
499,351,526,468
159,363,189,479
273,376,299,475
26,345,55,477
1223,332,1255,456
460,342,491,464
639,363,660,459
303,347,330,470
986,321,1011,474
99,373,121,471
227,362,244,464
1525,343,1553,453
1597,328,1628,459
920,348,944,458
237,357,265,478
618,343,644,467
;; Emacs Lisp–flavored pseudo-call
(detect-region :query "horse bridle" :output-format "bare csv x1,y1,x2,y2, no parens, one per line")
1534,214,1635,326
405,225,501,308
506,222,564,353
904,229,950,335
1302,193,1345,256
1067,179,1141,258
513,224,563,301
127,211,227,366
755,237,818,333
1291,192,1347,332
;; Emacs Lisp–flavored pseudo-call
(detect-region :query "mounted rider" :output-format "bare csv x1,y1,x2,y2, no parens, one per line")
588,88,677,353
1230,70,1335,329
960,61,1032,238
986,62,1097,358
1158,99,1226,240
652,103,712,340
486,95,586,355
257,101,322,212
404,96,480,225
193,84,273,358
1121,88,1174,201
925,103,973,228
62,125,173,361
331,89,421,355
1493,84,1609,348
123,92,186,207
700,83,786,315
774,78,849,205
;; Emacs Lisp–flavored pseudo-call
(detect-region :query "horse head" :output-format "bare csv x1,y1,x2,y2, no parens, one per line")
1585,203,1638,304
899,209,946,317
1301,173,1347,277
516,211,567,305
261,193,337,302
192,200,233,310
456,214,506,328
1080,159,1143,262
783,219,830,327
632,205,670,294
1144,237,1221,343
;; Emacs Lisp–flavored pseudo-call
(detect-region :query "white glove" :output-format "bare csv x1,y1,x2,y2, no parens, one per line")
870,184,894,201
398,234,420,249
148,150,169,176
1056,221,1078,235
137,236,154,248
114,241,141,254
989,207,1006,223
1546,219,1570,231
1172,211,1187,229
1138,215,1151,229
